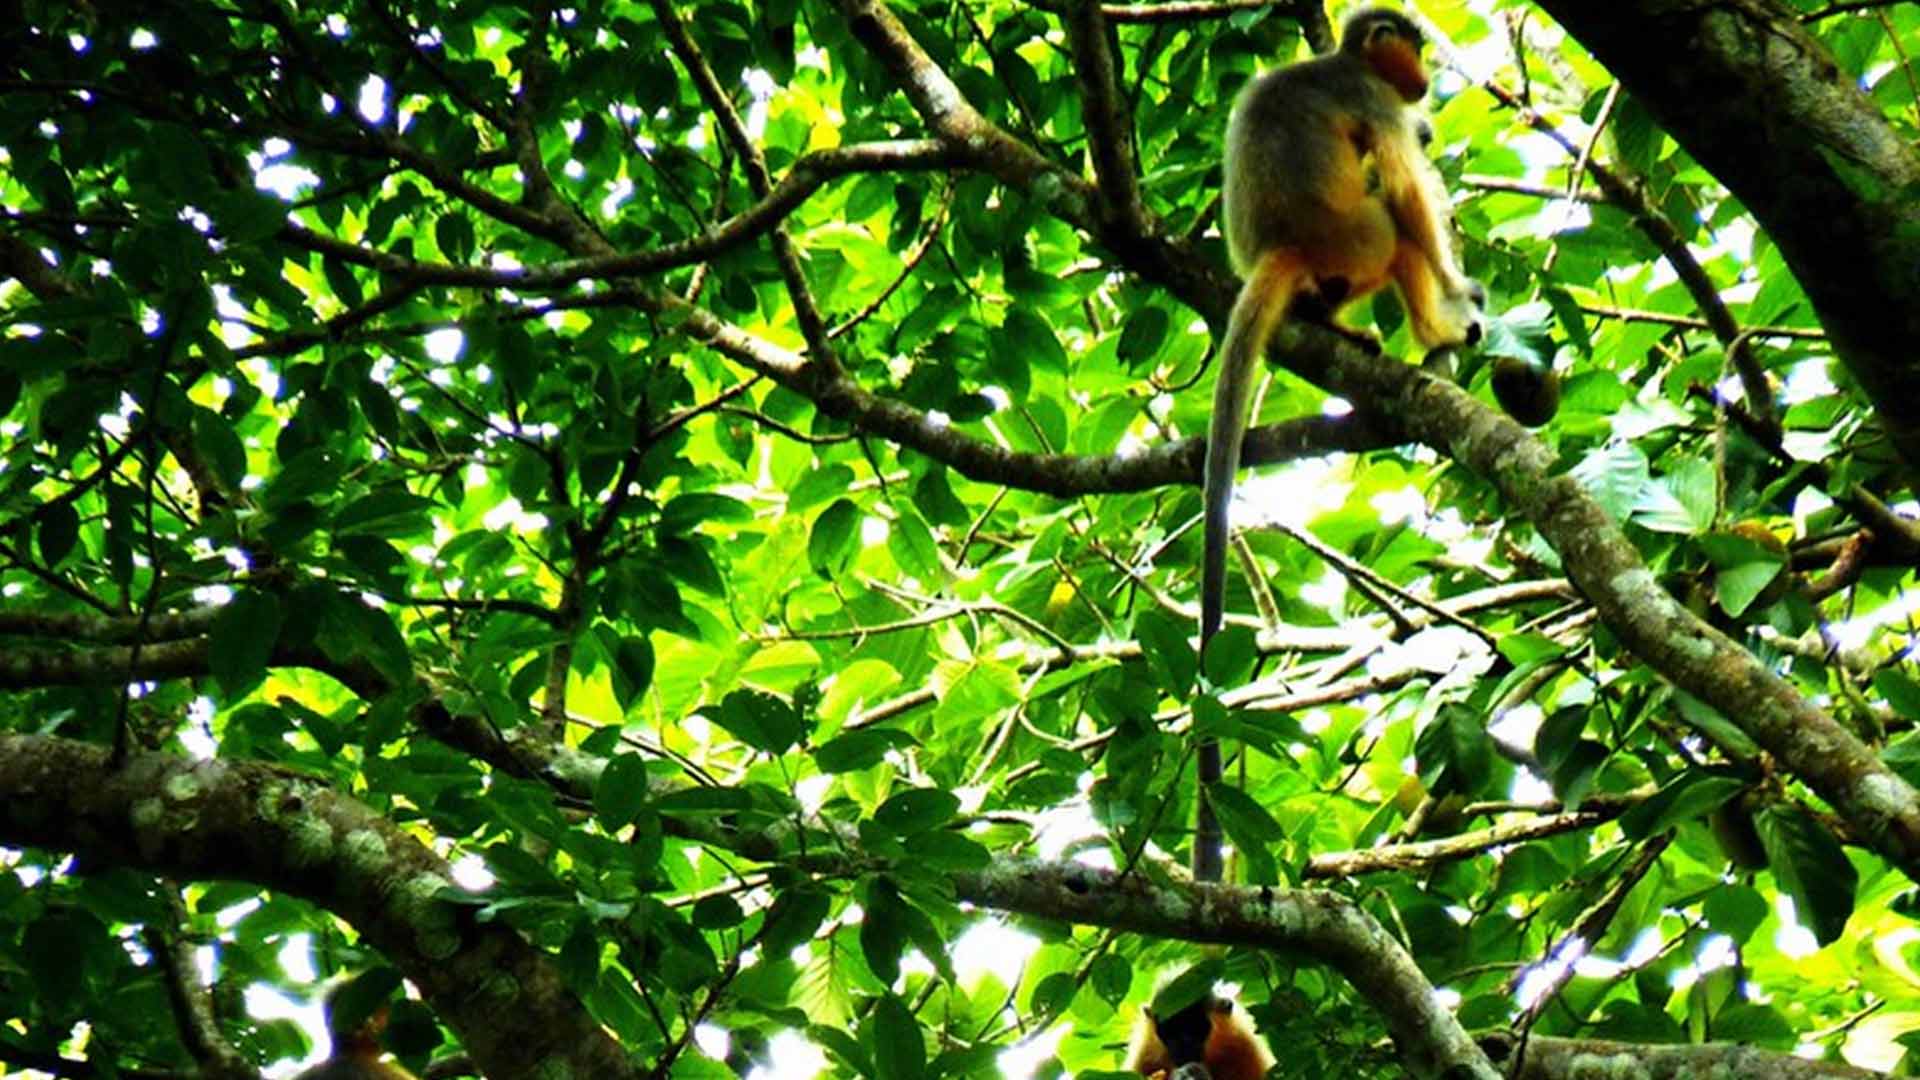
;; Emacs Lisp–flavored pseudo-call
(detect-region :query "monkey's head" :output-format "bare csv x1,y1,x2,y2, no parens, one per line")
1146,996,1225,1067
1341,8,1430,101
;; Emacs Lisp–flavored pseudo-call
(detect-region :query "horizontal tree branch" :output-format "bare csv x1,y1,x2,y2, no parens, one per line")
274,140,962,293
1488,1033,1887,1079
0,735,635,1080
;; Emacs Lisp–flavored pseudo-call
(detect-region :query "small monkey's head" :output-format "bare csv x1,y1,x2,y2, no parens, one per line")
1340,8,1430,101
1147,996,1226,1066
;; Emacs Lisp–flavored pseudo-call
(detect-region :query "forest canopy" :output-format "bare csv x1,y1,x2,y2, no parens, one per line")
3,0,1920,1078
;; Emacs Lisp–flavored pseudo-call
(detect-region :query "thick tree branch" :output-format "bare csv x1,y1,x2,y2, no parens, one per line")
147,886,256,1080
958,862,1498,1079
1486,1033,1888,1079
0,735,637,1080
1065,0,1152,235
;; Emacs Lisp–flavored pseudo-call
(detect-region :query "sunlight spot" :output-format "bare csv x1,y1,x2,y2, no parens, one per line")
1774,896,1820,958
745,1030,826,1080
357,75,389,123
1621,926,1664,967
1370,486,1427,525
1513,936,1586,1010
694,1023,729,1061
998,1026,1064,1080
953,921,1039,989
130,29,156,49
1696,934,1736,972
216,898,263,929
256,163,319,199
425,327,465,363
795,774,832,814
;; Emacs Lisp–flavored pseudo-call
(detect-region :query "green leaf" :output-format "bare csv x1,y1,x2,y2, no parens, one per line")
1209,783,1282,882
334,491,436,538
909,831,990,871
1757,805,1857,946
1090,953,1132,1008
594,753,651,830
931,661,1021,728
814,729,915,773
192,406,248,490
714,689,803,755
660,492,755,535
36,500,79,567
210,589,284,697
872,788,959,836
912,469,969,528
660,536,726,596
762,887,831,957
1001,308,1066,374
1885,733,1920,788
808,499,861,577
1199,623,1257,690
1873,669,1920,720
1116,306,1170,367
860,879,909,987
1619,773,1746,840
691,894,746,930
1031,970,1078,1017
609,635,655,711
871,994,926,1080
1703,884,1768,943
1136,610,1196,701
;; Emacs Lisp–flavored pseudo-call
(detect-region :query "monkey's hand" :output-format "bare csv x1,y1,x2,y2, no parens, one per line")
1444,278,1487,348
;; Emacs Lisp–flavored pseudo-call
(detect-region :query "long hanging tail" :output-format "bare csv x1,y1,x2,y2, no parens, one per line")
1194,251,1300,883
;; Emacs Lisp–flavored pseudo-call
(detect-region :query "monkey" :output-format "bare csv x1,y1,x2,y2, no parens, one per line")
292,982,419,1080
1126,994,1275,1080
1194,7,1499,883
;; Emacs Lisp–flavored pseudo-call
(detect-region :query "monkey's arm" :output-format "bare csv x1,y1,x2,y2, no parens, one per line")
1371,119,1472,297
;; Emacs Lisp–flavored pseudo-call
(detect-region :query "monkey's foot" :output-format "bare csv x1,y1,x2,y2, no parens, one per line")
1313,275,1353,308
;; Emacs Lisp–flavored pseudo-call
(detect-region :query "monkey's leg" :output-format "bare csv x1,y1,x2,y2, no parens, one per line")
1374,131,1480,305
1389,241,1480,349
1290,199,1398,352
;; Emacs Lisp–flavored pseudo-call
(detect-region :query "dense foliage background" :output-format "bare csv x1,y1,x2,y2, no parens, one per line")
2,0,1920,1077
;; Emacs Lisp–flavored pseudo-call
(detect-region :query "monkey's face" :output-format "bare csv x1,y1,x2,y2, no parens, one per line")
1350,12,1430,101
1150,1002,1216,1066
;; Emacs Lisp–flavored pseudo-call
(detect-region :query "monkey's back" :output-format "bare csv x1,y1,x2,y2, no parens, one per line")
1222,53,1404,272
